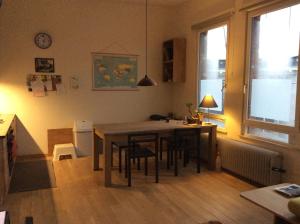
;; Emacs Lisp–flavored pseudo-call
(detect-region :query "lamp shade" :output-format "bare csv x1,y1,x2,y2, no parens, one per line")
199,95,218,108
137,74,157,86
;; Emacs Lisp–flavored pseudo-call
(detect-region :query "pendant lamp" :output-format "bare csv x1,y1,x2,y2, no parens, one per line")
137,0,157,86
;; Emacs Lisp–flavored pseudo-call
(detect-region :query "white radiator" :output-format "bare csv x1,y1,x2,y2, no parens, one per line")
218,137,283,186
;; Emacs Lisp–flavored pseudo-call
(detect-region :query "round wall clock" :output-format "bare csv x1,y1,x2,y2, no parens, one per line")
34,32,52,49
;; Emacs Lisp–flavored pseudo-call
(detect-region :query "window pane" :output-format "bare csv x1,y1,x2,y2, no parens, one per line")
247,127,289,143
199,25,227,114
248,4,300,126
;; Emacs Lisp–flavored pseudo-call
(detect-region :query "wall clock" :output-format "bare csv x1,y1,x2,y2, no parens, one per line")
34,32,52,49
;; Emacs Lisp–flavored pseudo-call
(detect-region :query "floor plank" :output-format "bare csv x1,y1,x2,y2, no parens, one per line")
1,155,273,224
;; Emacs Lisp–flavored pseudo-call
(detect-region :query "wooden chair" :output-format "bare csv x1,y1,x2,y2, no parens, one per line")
111,141,141,173
170,128,201,176
111,141,128,173
125,133,159,187
25,216,33,224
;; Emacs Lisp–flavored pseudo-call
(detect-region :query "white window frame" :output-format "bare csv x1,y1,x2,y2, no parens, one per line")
196,20,231,127
243,0,300,143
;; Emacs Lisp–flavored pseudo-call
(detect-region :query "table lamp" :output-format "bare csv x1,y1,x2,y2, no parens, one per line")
199,94,218,124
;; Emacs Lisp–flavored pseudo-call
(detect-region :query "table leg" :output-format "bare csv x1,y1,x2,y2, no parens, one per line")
103,136,112,187
197,130,201,173
174,138,178,176
208,126,217,170
93,132,100,171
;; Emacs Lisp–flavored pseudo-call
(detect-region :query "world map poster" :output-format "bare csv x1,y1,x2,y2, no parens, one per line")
92,53,138,90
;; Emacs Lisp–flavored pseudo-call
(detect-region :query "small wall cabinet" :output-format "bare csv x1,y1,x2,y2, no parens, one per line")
163,38,186,83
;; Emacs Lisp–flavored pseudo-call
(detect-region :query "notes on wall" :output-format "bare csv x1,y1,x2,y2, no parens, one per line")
26,74,62,97
70,76,79,89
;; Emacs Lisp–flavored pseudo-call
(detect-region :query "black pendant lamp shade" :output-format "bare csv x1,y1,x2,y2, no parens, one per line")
137,74,157,86
137,0,157,87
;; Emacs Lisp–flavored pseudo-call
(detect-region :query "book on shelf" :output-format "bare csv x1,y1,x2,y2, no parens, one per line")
274,184,300,197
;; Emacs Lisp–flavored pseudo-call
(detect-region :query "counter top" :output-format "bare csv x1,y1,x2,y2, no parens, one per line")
0,114,15,137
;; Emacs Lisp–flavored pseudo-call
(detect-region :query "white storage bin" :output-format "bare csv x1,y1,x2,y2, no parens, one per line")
73,120,93,156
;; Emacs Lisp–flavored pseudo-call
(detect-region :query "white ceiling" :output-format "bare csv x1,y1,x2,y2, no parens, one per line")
112,0,189,6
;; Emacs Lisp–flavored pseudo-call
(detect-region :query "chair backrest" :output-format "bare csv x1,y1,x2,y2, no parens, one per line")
128,132,159,151
174,128,200,147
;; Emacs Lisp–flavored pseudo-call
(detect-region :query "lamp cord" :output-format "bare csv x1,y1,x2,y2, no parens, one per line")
145,0,148,75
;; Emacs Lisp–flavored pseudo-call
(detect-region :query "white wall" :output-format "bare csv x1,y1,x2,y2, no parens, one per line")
0,0,176,155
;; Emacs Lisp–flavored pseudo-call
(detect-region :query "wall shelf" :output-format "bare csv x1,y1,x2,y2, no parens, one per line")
163,38,186,83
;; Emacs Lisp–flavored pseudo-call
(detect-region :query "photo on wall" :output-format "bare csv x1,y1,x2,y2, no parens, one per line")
92,53,138,90
35,58,55,73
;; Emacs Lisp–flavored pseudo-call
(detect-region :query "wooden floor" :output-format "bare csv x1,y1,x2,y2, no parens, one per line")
0,155,273,224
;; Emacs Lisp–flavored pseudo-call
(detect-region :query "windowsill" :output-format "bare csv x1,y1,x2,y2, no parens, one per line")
217,127,227,134
239,134,300,151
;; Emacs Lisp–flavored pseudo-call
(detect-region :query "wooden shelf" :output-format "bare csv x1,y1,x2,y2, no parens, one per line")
162,38,186,83
0,114,16,205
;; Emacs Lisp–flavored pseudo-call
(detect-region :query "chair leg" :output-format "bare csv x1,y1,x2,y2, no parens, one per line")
187,147,190,164
111,144,114,167
137,158,141,170
167,143,170,169
160,138,163,160
170,145,174,166
179,149,182,159
183,150,187,167
174,145,178,176
127,153,131,187
132,147,136,164
145,157,148,176
125,152,128,178
197,133,201,173
155,139,159,183
119,148,122,173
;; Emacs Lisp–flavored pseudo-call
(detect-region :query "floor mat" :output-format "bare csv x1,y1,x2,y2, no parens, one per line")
9,160,56,193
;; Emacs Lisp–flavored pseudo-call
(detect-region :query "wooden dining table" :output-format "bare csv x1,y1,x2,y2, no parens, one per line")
93,120,217,187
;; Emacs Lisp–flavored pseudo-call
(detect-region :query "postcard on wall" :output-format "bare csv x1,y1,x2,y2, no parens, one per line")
92,53,138,90
31,77,46,97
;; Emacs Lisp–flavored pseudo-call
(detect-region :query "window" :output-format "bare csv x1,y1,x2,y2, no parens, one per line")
247,127,289,143
244,3,300,143
198,24,228,117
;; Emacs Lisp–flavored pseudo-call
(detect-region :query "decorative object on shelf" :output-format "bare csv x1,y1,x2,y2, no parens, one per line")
34,32,52,49
35,58,55,73
92,53,138,91
199,94,218,124
137,0,157,87
186,103,194,117
185,103,203,124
